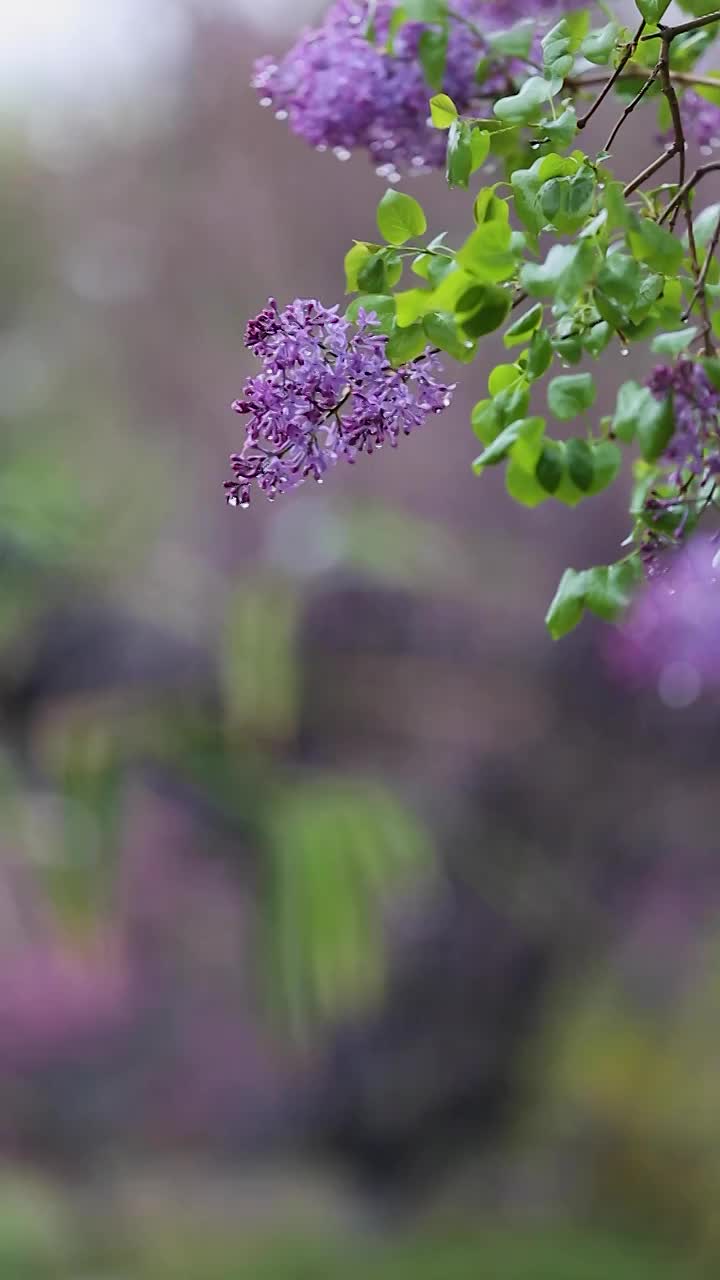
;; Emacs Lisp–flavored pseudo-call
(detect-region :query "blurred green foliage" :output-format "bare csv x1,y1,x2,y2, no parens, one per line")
0,1171,699,1280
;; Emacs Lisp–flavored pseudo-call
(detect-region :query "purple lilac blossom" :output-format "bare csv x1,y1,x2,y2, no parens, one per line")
648,359,720,487
680,91,720,153
605,535,720,701
224,297,454,507
640,360,720,573
253,0,558,176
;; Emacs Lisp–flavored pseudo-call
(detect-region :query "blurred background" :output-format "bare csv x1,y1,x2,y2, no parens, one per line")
1,1,719,1276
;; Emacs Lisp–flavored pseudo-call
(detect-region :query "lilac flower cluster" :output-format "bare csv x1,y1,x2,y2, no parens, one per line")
648,359,720,486
680,91,720,154
254,0,552,177
605,535,720,702
224,298,453,508
640,360,720,572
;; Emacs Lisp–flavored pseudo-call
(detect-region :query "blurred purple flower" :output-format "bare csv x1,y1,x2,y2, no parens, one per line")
225,297,453,507
606,535,720,704
648,358,720,487
639,360,720,573
680,91,720,153
253,0,556,176
0,940,131,1067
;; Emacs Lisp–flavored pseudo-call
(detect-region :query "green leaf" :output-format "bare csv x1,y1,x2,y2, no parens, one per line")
597,252,641,308
535,439,565,493
488,362,522,395
473,415,544,471
506,458,550,506
429,93,458,128
471,398,500,443
494,75,562,123
565,437,594,490
565,9,591,47
545,568,588,637
345,242,372,292
418,27,448,90
651,327,698,357
358,250,389,293
495,379,531,426
386,320,427,366
542,105,578,148
539,165,595,234
611,379,674,459
526,327,553,379
473,421,524,468
583,320,611,356
542,20,574,79
584,561,642,621
521,240,597,303
635,0,672,24
701,355,720,390
457,220,517,282
689,201,720,251
604,181,629,229
457,283,512,337
377,189,427,245
488,19,536,60
503,302,544,347
446,118,473,188
346,293,396,332
422,310,476,361
470,128,491,174
627,213,684,276
473,188,511,228
580,21,619,64
587,440,621,494
545,560,641,638
402,0,445,18
547,372,596,420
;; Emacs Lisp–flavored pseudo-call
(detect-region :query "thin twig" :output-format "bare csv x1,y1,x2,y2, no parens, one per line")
658,161,720,225
658,33,686,227
571,68,720,91
641,10,720,42
659,31,715,353
577,19,645,131
623,145,677,198
604,64,660,152
682,209,720,321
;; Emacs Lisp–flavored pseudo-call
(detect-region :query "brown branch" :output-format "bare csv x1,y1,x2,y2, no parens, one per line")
641,10,720,42
658,161,720,225
658,33,686,226
682,209,720,322
571,68,720,92
604,64,660,152
658,31,715,353
577,19,645,131
623,145,678,198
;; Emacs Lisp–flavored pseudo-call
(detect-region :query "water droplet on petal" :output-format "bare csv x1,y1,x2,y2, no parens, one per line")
316,143,328,152
259,96,272,108
333,146,351,161
621,346,629,356
275,109,288,121
227,495,239,507
240,500,250,510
